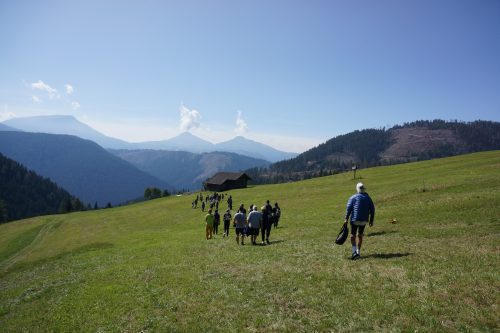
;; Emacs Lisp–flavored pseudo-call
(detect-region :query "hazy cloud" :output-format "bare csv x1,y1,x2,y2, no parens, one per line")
30,80,60,100
31,95,41,103
235,110,248,135
0,109,16,122
179,104,201,131
65,84,74,94
71,101,81,110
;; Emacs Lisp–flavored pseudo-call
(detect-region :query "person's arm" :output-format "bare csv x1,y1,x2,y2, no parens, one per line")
344,197,353,224
369,197,375,226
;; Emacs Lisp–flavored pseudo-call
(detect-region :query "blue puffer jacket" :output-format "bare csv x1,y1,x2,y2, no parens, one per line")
345,192,375,223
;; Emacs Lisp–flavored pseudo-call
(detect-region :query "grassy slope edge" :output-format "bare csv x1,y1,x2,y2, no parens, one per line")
0,151,499,332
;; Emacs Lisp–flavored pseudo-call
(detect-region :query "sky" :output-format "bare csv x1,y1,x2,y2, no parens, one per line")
1,0,499,153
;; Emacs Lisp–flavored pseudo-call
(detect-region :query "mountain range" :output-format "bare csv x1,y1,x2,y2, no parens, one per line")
0,131,169,206
110,149,269,190
2,116,499,210
2,115,297,162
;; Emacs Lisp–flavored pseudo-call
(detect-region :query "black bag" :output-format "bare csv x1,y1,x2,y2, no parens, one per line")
335,223,349,245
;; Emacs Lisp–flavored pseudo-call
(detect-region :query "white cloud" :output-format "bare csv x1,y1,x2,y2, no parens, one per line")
30,80,60,100
71,101,81,110
235,110,248,135
179,104,201,131
65,84,74,95
0,109,16,122
31,95,41,103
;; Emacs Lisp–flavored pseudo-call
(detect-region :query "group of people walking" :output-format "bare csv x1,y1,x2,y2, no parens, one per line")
197,181,375,260
203,197,281,246
192,192,232,213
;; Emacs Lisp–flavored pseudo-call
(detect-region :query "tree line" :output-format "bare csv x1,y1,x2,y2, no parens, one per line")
246,120,500,185
0,153,90,223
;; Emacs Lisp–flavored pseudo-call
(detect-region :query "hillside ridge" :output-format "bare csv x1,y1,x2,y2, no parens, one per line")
247,120,500,183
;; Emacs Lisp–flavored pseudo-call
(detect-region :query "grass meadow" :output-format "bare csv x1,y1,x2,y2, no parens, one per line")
0,151,499,332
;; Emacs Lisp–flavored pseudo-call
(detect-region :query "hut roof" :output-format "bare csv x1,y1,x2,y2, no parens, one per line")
205,172,251,185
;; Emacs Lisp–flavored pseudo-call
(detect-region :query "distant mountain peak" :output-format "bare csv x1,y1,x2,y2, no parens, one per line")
215,136,298,162
3,115,131,149
173,131,208,140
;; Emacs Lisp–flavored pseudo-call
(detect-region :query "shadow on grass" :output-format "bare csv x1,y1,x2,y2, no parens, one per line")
362,252,411,260
268,240,286,245
366,231,398,237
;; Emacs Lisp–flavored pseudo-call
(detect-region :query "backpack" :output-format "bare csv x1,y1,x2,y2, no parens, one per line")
335,223,349,245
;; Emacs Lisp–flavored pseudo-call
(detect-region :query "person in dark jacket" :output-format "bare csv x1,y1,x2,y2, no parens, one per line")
223,209,232,238
344,182,375,260
213,210,221,235
261,200,273,244
272,202,281,228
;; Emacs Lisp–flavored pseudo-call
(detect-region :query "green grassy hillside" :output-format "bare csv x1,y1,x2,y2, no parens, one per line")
1,151,499,332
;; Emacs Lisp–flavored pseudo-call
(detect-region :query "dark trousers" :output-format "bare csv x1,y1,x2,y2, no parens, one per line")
224,221,230,236
261,222,272,242
214,222,219,234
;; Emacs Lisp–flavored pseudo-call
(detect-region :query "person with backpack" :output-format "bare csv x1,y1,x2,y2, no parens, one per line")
213,209,220,236
233,207,247,245
247,206,262,245
223,209,232,238
344,182,375,260
227,195,233,210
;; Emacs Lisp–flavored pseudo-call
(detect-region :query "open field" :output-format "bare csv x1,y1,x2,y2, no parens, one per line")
1,151,499,332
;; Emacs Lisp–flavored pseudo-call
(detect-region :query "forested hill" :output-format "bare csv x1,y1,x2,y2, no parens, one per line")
0,132,170,206
0,153,85,222
247,120,500,183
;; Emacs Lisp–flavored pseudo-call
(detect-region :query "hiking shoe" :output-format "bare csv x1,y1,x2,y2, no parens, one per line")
266,239,270,244
352,252,360,260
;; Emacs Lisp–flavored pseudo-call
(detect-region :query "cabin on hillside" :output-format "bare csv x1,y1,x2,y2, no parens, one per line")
203,172,252,192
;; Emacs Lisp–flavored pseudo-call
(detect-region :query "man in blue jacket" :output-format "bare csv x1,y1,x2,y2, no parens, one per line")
344,182,375,260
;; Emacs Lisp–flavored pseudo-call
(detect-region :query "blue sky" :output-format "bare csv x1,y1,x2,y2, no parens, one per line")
1,0,499,152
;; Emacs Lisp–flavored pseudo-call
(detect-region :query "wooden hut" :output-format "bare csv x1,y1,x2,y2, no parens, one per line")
203,172,251,192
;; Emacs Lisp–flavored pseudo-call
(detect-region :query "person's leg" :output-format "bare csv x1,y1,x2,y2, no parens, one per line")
351,224,359,258
357,225,366,255
266,223,271,243
209,226,213,239
261,226,266,243
206,225,210,240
